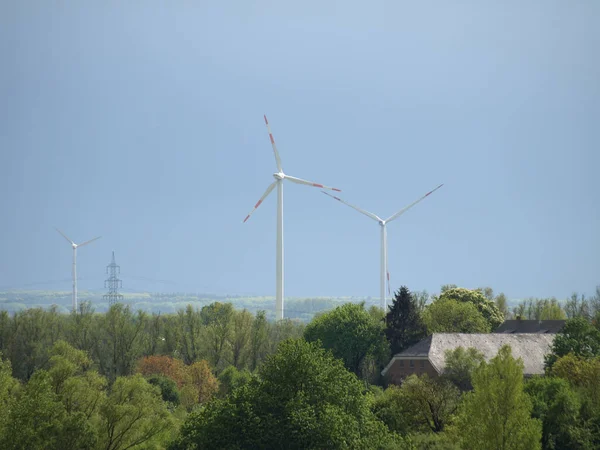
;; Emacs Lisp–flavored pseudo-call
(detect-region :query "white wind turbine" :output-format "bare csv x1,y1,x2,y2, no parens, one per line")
56,228,101,312
243,115,342,321
322,184,443,311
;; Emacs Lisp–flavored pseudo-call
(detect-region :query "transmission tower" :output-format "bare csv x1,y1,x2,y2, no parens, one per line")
103,251,123,305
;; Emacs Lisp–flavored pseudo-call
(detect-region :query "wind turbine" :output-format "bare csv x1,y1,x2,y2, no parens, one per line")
56,228,101,312
322,184,443,311
243,115,342,321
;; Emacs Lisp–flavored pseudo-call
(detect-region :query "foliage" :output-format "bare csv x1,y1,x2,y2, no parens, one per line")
400,375,460,433
136,355,188,387
449,345,542,450
422,299,490,334
512,298,566,320
98,374,175,450
385,286,427,355
0,370,96,450
304,302,389,378
187,360,219,404
171,339,404,449
437,287,504,330
373,375,460,435
524,376,589,450
545,317,600,370
442,346,485,391
217,365,253,397
147,374,181,405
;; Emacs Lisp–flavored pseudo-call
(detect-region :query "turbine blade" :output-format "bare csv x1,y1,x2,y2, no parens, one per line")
55,228,74,245
321,191,381,222
385,184,444,224
285,175,341,193
243,181,277,223
78,236,101,247
264,115,283,173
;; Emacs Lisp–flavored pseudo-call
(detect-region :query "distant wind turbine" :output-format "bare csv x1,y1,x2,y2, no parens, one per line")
322,184,443,311
243,115,342,320
56,228,101,312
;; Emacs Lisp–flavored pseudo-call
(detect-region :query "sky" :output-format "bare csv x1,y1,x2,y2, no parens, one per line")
1,1,598,301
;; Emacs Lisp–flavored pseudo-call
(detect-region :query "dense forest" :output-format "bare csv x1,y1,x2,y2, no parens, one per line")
0,284,599,449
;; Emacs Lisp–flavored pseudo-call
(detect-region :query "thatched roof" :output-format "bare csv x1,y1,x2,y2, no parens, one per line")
494,320,565,334
382,333,555,376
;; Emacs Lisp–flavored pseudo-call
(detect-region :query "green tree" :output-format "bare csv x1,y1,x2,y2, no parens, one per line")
5,307,65,381
385,286,427,355
230,309,253,369
450,345,542,450
0,355,19,440
0,370,96,450
423,299,491,334
200,302,234,371
147,374,180,405
545,317,600,370
524,376,587,450
248,310,268,371
217,365,253,397
93,304,147,382
438,287,504,330
170,339,406,449
401,374,460,433
442,346,485,391
98,374,175,450
304,302,389,377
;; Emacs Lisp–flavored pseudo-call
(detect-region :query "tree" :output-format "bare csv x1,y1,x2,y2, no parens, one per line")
217,365,253,397
449,345,542,450
0,355,19,440
304,302,389,377
170,339,407,450
200,302,234,371
399,374,460,433
524,376,587,450
442,346,485,391
186,360,219,404
385,286,427,355
248,310,268,371
93,304,147,382
98,374,175,450
495,292,509,319
136,355,188,387
147,374,180,405
565,293,591,320
438,287,504,330
422,299,491,334
0,370,96,450
229,309,253,369
544,317,600,369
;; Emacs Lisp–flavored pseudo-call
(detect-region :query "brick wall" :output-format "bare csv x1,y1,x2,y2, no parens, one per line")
386,357,439,385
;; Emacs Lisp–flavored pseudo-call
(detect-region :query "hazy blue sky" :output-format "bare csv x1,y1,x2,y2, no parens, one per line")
1,1,598,301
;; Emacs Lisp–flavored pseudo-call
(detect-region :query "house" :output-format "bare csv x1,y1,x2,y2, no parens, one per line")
382,333,555,385
494,319,565,334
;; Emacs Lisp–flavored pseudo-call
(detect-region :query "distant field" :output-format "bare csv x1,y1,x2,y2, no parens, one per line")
0,289,387,321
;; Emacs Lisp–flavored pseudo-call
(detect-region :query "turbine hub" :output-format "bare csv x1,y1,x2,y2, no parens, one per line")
379,220,385,226
273,172,285,180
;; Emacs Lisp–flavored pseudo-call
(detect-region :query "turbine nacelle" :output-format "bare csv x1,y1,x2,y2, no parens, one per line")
273,172,285,180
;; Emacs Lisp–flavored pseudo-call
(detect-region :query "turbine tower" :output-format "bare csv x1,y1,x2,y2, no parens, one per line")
322,184,443,311
56,228,101,312
243,115,342,321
